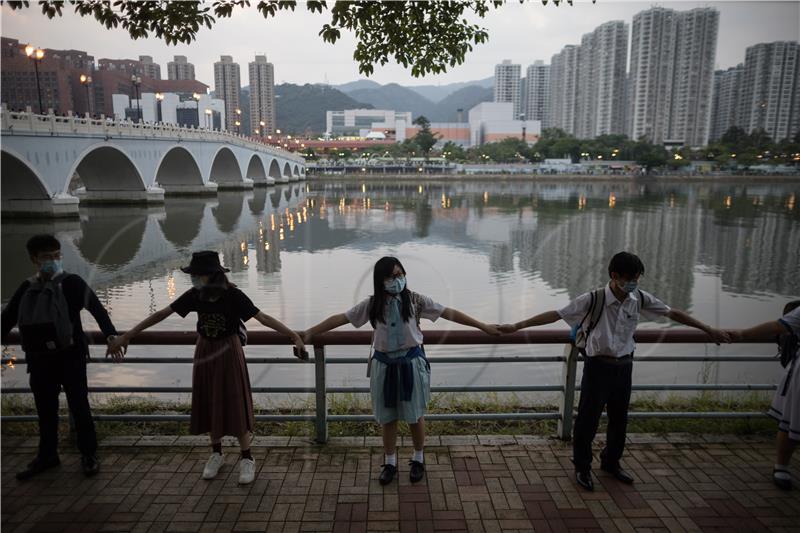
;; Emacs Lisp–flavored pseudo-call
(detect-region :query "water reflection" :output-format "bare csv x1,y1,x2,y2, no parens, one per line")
2,179,799,394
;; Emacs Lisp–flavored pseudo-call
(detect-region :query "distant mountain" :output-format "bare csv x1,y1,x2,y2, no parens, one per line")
427,85,494,122
407,76,495,103
336,79,382,92
346,83,437,119
338,76,495,103
275,84,372,134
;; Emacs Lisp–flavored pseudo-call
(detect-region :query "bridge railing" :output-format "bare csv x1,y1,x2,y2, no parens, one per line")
0,330,775,443
0,106,305,164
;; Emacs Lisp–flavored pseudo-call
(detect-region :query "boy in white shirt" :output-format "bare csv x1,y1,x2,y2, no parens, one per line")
499,251,730,491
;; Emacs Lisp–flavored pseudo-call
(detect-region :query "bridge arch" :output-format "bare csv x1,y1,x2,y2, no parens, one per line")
209,147,243,184
1,149,51,200
155,146,204,189
268,159,282,181
293,164,300,177
69,144,147,193
283,162,292,179
246,154,267,183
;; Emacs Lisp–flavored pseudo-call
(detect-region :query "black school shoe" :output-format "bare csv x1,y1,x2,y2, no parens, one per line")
379,464,397,485
575,470,594,491
81,455,100,477
409,460,425,483
600,462,635,484
16,455,61,481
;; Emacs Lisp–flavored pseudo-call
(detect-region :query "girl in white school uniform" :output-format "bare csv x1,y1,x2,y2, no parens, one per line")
303,256,501,485
730,300,800,490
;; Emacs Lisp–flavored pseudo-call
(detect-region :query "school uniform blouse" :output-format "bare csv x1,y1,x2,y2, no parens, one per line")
345,292,445,351
557,283,671,357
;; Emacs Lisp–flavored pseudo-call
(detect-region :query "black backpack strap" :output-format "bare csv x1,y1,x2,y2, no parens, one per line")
585,288,605,339
576,290,597,334
637,288,645,313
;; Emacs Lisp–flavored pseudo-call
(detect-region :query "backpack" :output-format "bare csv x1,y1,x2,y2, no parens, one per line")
17,273,75,354
570,287,645,355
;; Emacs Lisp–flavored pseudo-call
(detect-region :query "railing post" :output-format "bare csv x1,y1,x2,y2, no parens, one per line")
557,343,579,440
314,344,328,444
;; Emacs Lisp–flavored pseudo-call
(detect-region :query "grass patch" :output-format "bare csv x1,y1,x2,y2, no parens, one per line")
1,391,776,440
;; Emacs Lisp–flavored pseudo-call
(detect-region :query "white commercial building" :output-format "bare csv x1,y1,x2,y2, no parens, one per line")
468,102,541,146
113,92,226,130
326,109,413,138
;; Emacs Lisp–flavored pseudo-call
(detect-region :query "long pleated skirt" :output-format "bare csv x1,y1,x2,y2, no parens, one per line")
190,334,255,440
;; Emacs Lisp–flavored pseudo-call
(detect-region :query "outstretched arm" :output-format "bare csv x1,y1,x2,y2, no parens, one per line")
111,306,174,353
252,311,307,359
666,309,730,344
729,320,787,341
303,313,350,344
499,310,562,333
440,307,500,335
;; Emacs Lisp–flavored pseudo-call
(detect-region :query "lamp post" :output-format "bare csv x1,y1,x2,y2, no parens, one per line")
520,112,526,143
155,92,164,123
234,120,241,134
130,75,142,122
192,92,201,128
235,108,241,133
25,45,45,113
259,120,265,137
79,74,92,116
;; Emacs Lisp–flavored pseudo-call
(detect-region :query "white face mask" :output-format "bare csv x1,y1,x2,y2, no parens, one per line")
617,279,638,293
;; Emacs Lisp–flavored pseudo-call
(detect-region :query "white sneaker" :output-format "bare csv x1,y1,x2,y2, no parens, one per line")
238,458,256,484
202,452,224,479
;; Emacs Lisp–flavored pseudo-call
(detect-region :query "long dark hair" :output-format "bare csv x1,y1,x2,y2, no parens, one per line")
368,256,412,327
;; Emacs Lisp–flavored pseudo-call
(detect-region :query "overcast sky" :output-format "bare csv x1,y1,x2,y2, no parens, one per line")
2,1,798,88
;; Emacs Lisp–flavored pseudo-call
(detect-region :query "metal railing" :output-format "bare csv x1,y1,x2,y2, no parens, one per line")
1,330,776,443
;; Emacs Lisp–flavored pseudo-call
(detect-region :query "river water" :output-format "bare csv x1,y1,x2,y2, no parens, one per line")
2,179,799,406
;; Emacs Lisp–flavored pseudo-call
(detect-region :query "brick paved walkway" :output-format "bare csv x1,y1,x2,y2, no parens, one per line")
2,434,799,532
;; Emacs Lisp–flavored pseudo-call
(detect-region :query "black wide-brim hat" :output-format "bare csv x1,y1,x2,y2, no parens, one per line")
180,251,230,275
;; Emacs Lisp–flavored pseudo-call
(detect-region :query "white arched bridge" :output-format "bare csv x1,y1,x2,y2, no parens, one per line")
0,106,306,217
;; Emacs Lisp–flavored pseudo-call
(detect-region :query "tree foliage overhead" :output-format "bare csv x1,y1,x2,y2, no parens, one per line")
8,0,585,77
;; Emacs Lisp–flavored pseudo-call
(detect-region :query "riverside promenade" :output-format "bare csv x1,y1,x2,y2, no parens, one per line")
2,433,799,533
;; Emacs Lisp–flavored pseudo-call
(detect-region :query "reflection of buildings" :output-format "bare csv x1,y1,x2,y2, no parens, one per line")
2,182,797,310
697,197,800,296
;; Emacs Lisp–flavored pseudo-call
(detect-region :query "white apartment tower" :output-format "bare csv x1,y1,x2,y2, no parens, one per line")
710,65,744,142
737,41,800,142
628,7,719,146
525,61,550,128
549,45,580,134
167,55,196,81
494,60,522,119
575,20,629,139
214,55,241,132
249,55,276,135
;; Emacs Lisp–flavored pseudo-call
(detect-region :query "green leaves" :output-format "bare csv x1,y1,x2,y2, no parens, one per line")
10,0,570,77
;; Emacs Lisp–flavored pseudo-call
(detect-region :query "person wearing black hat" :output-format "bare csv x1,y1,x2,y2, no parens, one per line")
110,251,307,485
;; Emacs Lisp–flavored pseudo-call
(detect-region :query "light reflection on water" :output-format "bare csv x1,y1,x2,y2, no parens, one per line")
2,180,799,403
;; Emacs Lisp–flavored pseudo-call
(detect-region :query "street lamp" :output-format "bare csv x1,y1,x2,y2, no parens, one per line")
130,75,142,122
193,92,201,128
234,120,241,133
235,108,241,133
79,74,92,116
520,113,526,143
155,92,164,123
25,45,45,113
